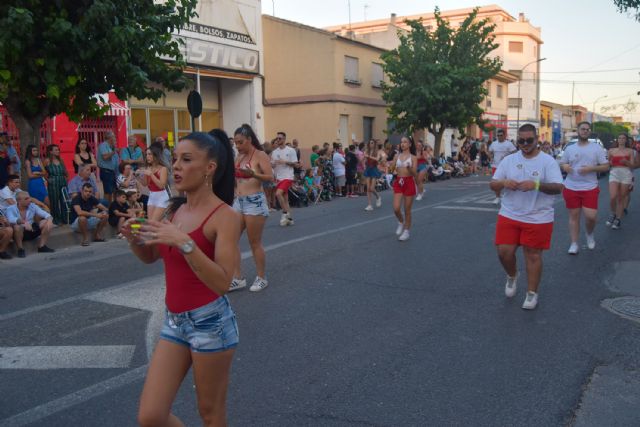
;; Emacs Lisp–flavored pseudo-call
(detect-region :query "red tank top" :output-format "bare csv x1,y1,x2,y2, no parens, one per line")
235,150,255,179
610,154,630,168
159,203,225,312
148,170,163,192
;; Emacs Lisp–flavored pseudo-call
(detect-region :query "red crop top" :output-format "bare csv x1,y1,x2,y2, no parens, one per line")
235,149,255,179
148,170,163,192
159,203,225,313
610,154,630,168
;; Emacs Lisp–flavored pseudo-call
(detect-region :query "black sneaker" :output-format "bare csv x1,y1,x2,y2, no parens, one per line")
612,218,621,230
605,213,616,227
37,245,55,253
17,249,26,258
0,251,12,260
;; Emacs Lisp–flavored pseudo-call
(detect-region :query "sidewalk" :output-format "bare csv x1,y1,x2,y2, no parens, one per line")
6,223,119,256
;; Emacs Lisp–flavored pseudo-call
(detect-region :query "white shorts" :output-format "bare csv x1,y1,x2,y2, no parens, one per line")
148,190,170,208
609,167,633,185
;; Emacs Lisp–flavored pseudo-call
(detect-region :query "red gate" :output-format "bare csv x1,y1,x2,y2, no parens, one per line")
0,105,52,158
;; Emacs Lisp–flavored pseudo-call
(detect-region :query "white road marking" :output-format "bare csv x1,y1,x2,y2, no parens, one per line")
0,365,148,427
0,345,135,369
435,206,498,213
58,311,144,339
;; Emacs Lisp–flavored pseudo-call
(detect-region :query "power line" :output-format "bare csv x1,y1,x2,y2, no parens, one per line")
540,67,640,74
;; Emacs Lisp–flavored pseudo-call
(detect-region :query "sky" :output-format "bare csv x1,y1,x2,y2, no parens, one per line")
261,0,640,122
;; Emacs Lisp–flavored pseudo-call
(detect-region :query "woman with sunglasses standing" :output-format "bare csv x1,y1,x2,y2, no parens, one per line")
124,131,240,427
229,124,274,292
390,136,417,241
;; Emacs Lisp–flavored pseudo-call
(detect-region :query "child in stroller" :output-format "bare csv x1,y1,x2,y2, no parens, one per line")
303,169,322,203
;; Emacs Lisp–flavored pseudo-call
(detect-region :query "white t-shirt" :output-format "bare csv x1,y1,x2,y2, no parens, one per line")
271,146,297,181
332,152,346,177
559,142,608,191
0,186,19,212
489,140,516,168
493,151,563,224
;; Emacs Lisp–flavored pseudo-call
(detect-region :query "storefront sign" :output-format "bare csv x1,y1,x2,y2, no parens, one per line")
175,37,259,73
183,22,255,45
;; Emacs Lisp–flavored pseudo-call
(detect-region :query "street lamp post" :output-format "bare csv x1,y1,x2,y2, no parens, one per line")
592,95,607,123
516,57,546,134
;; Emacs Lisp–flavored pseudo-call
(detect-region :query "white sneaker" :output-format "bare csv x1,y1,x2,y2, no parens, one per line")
398,229,410,241
493,197,501,205
280,214,289,226
375,196,382,208
586,234,596,250
249,276,268,292
365,205,373,211
286,213,294,226
396,222,404,236
416,193,423,201
522,291,538,310
568,242,579,255
229,278,246,292
505,273,518,298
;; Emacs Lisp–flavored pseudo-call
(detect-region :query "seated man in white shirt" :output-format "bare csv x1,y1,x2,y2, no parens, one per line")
0,174,49,215
6,191,55,257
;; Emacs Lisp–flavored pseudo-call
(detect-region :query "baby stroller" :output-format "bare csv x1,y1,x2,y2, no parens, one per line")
288,181,309,208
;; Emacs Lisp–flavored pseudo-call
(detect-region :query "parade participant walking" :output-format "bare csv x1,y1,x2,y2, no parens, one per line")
491,124,563,310
271,131,298,226
415,141,429,200
606,133,637,229
489,129,516,204
364,140,385,211
140,142,170,221
123,131,240,427
390,136,417,241
229,124,273,293
559,121,609,253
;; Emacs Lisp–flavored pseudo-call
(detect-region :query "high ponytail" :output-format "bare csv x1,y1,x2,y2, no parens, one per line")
208,129,235,206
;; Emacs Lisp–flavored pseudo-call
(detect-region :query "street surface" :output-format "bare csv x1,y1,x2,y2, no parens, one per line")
1,175,639,426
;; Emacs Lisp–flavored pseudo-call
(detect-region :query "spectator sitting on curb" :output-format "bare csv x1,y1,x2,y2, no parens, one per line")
6,191,55,257
68,165,99,199
71,183,109,246
108,190,132,238
0,175,50,215
116,163,139,194
0,215,13,259
126,190,145,218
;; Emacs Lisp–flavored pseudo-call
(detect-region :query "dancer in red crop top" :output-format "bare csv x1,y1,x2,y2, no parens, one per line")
230,123,274,293
140,142,169,221
123,130,241,427
606,133,638,229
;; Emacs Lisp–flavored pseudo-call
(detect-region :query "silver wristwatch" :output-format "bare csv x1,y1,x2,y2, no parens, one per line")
179,239,195,255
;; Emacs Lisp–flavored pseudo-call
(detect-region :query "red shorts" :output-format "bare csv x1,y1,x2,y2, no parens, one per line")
393,176,417,197
562,187,599,209
495,215,554,250
276,179,293,193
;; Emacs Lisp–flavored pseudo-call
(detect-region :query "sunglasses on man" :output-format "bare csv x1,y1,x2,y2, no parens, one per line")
517,137,537,145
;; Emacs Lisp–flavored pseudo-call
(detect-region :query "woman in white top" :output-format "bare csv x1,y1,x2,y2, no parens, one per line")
140,143,170,221
389,137,417,241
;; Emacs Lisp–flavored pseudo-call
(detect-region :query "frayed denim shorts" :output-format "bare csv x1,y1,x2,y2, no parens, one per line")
160,296,239,353
233,192,269,217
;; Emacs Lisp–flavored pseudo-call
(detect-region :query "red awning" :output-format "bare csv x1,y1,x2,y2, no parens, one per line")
96,92,130,117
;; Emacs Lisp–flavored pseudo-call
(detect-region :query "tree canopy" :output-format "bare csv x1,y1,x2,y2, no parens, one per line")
0,0,197,152
614,0,640,21
381,8,502,154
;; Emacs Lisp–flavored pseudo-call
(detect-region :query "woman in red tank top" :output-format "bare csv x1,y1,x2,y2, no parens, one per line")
122,130,241,427
606,133,637,229
140,142,170,221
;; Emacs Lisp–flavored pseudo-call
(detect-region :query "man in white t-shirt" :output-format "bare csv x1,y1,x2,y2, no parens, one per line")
332,148,346,197
489,128,517,204
490,124,564,310
559,121,609,254
271,131,299,226
0,174,49,215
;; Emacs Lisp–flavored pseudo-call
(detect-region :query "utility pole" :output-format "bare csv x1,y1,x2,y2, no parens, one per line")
570,81,575,130
348,0,352,32
364,4,370,21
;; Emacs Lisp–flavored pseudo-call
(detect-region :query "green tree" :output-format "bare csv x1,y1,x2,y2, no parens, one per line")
0,0,197,156
614,0,640,21
381,8,502,154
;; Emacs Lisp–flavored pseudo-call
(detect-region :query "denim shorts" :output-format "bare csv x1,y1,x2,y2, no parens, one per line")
71,216,102,231
160,296,239,353
233,192,269,217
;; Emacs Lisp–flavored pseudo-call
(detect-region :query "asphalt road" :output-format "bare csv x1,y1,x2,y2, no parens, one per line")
1,174,639,427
